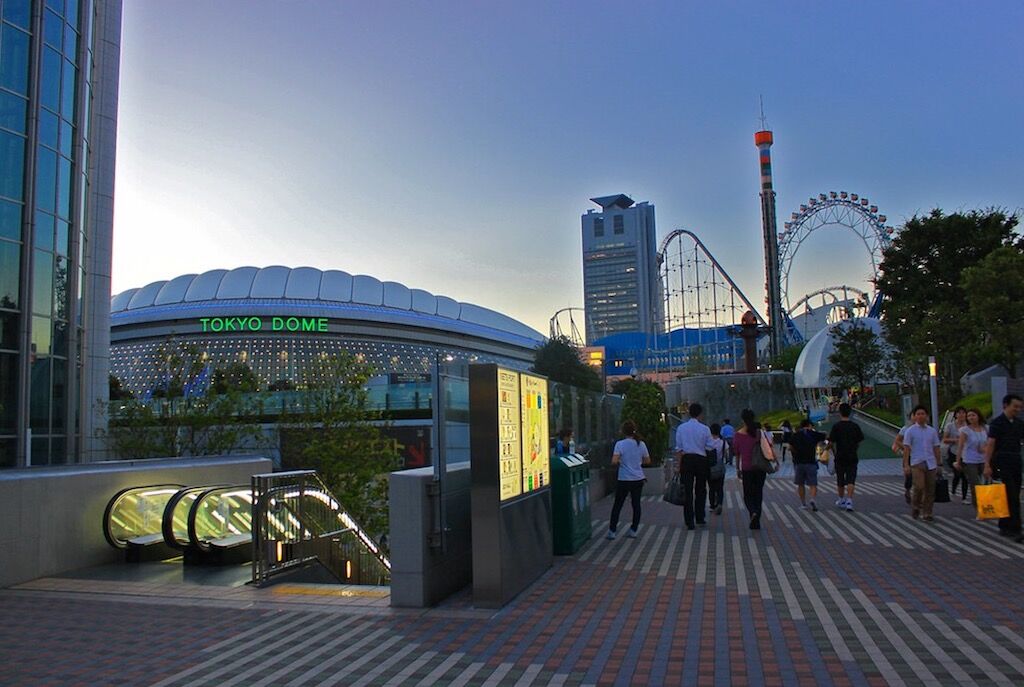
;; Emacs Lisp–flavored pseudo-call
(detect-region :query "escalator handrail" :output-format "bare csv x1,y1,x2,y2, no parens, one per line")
103,483,184,549
161,484,226,549
186,484,253,552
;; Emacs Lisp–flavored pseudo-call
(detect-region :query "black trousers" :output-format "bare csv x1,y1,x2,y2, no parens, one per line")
609,479,645,532
680,453,709,527
995,458,1022,534
741,470,767,517
708,476,725,509
947,452,968,499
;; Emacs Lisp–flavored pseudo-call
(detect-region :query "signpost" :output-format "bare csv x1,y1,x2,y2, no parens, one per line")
469,364,553,608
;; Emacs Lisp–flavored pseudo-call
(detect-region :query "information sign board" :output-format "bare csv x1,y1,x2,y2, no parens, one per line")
519,373,549,493
497,368,522,501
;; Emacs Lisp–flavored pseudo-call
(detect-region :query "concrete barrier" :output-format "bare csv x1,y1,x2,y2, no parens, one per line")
0,455,273,588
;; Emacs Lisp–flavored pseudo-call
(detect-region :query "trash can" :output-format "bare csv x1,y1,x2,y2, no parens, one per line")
550,453,591,555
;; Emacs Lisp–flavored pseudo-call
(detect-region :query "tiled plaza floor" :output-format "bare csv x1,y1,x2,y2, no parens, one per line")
2,459,1023,686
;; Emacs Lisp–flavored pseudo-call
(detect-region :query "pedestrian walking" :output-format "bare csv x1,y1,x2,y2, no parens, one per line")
708,423,726,515
789,419,825,511
955,408,988,510
780,420,793,462
893,413,914,504
983,394,1024,543
733,408,775,530
902,405,943,522
674,403,714,530
720,419,735,464
607,420,651,540
828,403,864,511
943,407,968,502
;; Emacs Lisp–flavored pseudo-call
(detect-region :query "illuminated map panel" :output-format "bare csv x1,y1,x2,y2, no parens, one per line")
497,368,523,501
519,373,549,493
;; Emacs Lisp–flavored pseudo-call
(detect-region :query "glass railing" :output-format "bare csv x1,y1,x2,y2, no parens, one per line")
161,485,218,548
103,484,183,548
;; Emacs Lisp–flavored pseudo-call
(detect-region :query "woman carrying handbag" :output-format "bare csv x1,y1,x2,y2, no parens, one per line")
732,408,777,530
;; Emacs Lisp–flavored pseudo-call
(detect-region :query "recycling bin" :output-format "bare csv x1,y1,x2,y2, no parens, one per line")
550,453,591,555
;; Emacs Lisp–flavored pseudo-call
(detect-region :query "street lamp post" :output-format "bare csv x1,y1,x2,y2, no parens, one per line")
928,356,939,426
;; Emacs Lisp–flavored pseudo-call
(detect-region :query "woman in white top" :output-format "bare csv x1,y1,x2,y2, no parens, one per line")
607,420,651,540
955,408,988,507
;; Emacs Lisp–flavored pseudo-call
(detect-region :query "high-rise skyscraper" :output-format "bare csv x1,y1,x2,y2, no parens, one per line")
0,1,121,467
580,194,662,343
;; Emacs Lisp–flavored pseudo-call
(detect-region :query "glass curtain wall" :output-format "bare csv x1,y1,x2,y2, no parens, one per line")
0,0,92,467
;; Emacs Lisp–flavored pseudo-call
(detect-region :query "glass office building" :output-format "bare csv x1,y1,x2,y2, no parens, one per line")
109,266,546,399
580,194,663,343
0,1,121,467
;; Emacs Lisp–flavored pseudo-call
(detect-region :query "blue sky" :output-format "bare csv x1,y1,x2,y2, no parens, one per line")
113,1,1023,335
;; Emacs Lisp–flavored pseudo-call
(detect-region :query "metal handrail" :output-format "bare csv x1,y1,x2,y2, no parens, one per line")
251,470,390,586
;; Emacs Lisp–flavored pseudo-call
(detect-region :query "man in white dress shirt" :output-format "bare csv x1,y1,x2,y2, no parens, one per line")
674,403,715,530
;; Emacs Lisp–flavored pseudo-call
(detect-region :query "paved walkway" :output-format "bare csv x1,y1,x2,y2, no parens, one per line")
3,459,1024,686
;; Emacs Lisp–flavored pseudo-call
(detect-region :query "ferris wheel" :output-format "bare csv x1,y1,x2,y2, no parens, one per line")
779,191,895,317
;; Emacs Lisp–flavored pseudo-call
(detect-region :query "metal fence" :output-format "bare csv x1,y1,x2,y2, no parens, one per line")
251,470,391,587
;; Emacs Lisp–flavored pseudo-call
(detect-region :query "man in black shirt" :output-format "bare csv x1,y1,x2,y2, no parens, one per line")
789,419,826,511
828,403,865,511
984,393,1024,542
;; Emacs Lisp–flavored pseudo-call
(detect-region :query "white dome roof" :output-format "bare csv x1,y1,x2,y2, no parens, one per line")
111,266,544,346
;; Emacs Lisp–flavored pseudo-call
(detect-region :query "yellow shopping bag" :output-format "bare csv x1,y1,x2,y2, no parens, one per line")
975,483,1010,520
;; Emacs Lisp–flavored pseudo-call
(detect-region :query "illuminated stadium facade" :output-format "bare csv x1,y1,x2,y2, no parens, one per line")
110,266,545,398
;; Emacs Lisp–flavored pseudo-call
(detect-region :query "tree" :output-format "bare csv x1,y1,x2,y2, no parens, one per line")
961,246,1024,377
532,335,602,392
282,352,402,539
877,208,1020,391
617,378,668,465
770,342,805,373
686,346,710,375
828,321,887,393
109,374,133,401
211,362,261,394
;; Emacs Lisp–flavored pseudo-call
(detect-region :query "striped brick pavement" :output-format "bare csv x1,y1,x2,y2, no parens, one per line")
1,461,1022,686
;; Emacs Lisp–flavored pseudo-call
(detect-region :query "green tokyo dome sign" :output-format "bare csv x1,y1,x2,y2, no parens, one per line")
198,316,328,333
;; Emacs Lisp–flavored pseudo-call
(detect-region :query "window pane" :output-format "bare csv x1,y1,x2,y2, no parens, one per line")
55,218,68,255
52,316,67,357
46,0,66,16
41,47,61,112
30,436,49,465
0,128,24,200
57,155,71,218
0,25,30,95
61,61,76,121
0,310,16,349
50,435,66,465
32,250,53,316
39,109,59,149
66,0,79,27
0,353,16,434
44,9,63,50
52,357,66,432
0,198,20,241
64,23,78,61
29,353,50,431
2,1,31,29
54,254,68,321
0,90,26,133
35,146,57,212
59,120,72,158
0,239,18,308
34,210,54,251
0,438,14,467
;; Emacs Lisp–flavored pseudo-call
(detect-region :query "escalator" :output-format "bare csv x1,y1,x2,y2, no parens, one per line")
185,485,254,565
103,485,183,562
